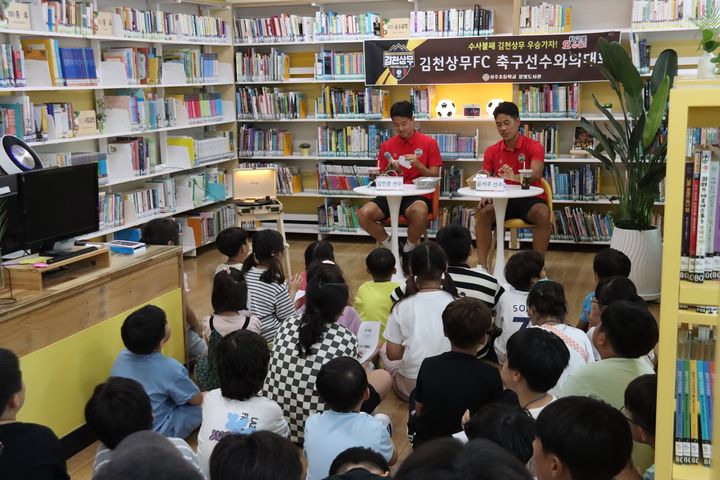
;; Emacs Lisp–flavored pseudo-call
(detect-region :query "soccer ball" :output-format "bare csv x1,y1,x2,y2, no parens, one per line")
486,98,506,117
435,99,456,118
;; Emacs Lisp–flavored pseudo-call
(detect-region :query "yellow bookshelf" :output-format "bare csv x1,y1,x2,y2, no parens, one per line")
656,77,720,480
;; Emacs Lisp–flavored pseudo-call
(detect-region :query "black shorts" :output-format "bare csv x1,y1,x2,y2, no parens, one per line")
370,195,433,219
506,197,547,224
360,384,382,413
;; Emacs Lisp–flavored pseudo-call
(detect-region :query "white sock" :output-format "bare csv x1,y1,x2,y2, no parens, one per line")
403,240,417,253
380,236,392,249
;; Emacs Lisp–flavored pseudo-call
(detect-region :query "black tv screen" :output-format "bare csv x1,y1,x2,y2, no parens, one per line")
16,163,99,251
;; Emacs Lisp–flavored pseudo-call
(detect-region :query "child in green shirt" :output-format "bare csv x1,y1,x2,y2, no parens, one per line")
354,248,399,337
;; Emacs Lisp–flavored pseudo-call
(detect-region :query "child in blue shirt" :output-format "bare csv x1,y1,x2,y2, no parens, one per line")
304,357,396,480
111,305,203,439
576,248,631,331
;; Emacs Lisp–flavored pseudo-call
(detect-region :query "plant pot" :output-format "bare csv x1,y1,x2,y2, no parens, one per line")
697,52,717,78
610,226,662,301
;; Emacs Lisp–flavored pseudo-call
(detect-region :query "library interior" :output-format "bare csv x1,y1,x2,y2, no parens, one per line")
0,0,718,479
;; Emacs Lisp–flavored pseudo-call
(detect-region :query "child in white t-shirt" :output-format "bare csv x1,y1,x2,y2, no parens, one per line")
214,227,249,275
493,250,545,364
527,281,594,396
383,242,458,401
198,330,289,475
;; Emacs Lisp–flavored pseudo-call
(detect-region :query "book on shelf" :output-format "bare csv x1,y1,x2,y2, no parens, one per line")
441,165,464,196
166,134,232,168
520,124,559,159
315,50,364,80
176,204,235,250
409,7,494,38
0,95,78,141
238,126,292,156
425,132,478,159
38,151,108,184
0,43,25,88
110,8,228,42
21,38,63,86
107,137,157,178
58,47,97,86
317,162,372,194
519,83,579,119
545,208,615,243
236,48,289,82
317,125,390,158
631,0,720,30
519,2,572,34
429,204,476,234
236,86,307,120
315,86,389,119
313,12,381,41
319,200,360,232
99,191,125,229
410,88,430,119
545,164,601,200
102,47,160,85
164,49,219,83
238,161,303,194
234,14,315,44
630,34,651,74
674,322,715,466
41,0,94,35
680,141,720,283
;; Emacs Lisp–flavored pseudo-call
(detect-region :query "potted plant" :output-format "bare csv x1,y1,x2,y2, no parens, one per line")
694,10,720,78
580,38,678,300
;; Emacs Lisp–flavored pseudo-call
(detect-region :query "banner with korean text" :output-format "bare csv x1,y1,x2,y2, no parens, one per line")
364,31,621,85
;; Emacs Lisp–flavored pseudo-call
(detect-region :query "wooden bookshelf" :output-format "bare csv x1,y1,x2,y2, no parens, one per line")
656,77,720,480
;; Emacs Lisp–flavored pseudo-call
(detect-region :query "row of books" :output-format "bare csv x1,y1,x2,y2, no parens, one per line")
680,144,720,283
236,48,288,82
441,165,464,197
410,88,431,119
318,200,359,232
238,162,303,194
0,96,76,141
545,164,601,200
425,132,478,159
315,51,364,80
317,125,390,158
519,2,573,34
429,204,475,233
631,0,720,29
238,127,293,157
317,163,372,193
315,87,389,119
674,324,715,466
38,151,108,184
0,44,25,88
21,39,96,87
630,34,652,75
519,83,580,119
520,125,560,158
409,7,494,38
103,47,159,85
177,204,236,250
107,137,157,178
313,12,382,41
41,0,93,34
111,8,229,42
234,12,381,44
105,48,222,85
168,134,234,165
99,191,126,230
164,50,220,84
236,87,307,120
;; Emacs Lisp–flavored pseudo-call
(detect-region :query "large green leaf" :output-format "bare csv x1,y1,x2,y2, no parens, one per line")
599,39,643,98
650,49,678,93
643,76,670,149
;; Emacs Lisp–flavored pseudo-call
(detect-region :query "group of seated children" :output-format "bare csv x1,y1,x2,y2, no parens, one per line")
0,218,662,480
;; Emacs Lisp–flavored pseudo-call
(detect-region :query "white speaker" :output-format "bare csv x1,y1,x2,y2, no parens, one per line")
0,135,43,175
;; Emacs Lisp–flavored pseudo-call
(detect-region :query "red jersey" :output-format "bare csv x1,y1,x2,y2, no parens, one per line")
377,131,443,199
482,134,546,200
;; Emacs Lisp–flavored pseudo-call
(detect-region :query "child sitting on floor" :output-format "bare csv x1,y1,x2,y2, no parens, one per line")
354,248,399,338
296,240,336,309
325,447,391,480
463,402,535,466
412,297,502,446
304,357,396,480
621,374,658,480
214,226,249,275
577,248,631,331
493,250,545,364
501,328,570,418
196,268,261,391
111,305,202,439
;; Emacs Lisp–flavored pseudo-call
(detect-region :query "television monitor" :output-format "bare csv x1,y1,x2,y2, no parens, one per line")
4,163,99,253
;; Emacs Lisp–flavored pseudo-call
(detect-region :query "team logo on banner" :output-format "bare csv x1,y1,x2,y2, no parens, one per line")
383,43,415,81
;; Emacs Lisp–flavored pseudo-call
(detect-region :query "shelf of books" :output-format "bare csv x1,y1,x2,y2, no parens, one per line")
231,0,680,246
656,77,720,480
0,0,238,250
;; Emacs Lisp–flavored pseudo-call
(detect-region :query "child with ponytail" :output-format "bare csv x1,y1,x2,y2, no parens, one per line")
264,264,391,445
195,268,261,391
241,230,301,345
382,241,458,401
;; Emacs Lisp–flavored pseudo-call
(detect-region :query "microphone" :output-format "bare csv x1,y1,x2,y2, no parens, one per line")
383,151,393,162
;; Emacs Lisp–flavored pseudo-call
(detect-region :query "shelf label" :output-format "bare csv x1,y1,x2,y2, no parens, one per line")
94,12,113,36
476,176,506,191
7,3,31,30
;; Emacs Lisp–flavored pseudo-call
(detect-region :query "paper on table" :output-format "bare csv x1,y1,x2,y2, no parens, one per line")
357,321,381,364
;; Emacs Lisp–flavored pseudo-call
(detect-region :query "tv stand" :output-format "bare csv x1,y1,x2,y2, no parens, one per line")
6,247,111,290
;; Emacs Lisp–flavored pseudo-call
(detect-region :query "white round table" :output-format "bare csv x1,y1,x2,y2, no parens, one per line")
354,184,435,282
457,185,544,280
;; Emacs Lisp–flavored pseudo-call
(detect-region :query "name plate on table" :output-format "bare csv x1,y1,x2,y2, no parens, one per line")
376,175,404,190
476,176,506,191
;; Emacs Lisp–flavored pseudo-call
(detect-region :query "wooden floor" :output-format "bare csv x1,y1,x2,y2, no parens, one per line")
67,235,660,478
